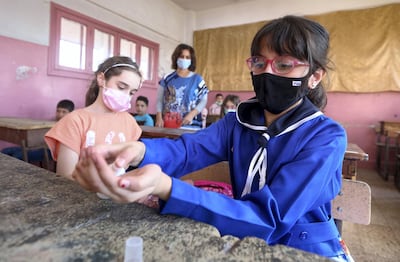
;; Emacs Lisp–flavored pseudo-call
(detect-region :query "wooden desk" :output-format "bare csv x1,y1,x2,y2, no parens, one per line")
343,143,369,180
377,121,400,136
0,117,55,164
395,131,400,190
140,125,196,139
0,153,327,261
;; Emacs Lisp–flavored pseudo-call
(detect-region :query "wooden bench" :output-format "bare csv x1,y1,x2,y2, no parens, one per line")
395,133,400,190
376,121,400,180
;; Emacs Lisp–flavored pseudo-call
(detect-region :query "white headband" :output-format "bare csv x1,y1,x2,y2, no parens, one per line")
103,63,139,74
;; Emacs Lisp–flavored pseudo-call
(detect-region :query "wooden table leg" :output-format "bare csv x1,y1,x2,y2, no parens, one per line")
21,140,29,162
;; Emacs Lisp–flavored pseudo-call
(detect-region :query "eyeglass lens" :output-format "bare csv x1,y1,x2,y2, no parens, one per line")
247,56,303,74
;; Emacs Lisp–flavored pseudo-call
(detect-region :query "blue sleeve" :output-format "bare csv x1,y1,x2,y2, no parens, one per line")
194,92,208,113
160,178,282,241
194,74,209,113
140,115,235,177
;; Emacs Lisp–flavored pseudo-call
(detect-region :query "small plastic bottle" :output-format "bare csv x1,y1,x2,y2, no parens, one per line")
124,236,143,262
96,164,125,199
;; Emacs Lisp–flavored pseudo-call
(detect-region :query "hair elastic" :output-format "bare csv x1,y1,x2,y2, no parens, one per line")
103,63,138,74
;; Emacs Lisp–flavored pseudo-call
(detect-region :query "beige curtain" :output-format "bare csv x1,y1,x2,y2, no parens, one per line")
193,3,400,93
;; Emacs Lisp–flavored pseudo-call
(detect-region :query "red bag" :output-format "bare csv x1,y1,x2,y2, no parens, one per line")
163,112,182,128
193,180,233,198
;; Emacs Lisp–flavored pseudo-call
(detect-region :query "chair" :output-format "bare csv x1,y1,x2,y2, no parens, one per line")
332,179,371,233
395,133,400,191
206,115,220,127
375,121,398,180
375,124,385,172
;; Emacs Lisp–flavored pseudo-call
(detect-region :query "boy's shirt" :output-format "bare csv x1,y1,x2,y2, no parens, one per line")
134,114,154,126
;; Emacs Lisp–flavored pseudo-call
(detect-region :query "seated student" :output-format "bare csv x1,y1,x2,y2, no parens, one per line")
219,94,240,118
45,56,143,181
55,99,75,121
1,99,75,164
133,96,154,126
209,93,224,115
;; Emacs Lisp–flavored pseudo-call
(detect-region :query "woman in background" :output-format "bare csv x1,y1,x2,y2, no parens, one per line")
156,43,209,129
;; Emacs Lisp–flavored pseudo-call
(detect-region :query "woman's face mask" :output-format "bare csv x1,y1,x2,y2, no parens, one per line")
177,58,191,70
102,87,132,112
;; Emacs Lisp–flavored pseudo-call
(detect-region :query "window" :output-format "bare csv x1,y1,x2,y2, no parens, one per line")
48,3,159,88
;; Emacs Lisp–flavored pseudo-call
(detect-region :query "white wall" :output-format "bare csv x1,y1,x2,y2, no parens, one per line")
194,0,400,30
1,0,398,76
0,0,191,78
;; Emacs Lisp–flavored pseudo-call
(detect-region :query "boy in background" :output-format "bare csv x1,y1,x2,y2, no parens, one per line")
134,96,154,126
56,99,75,121
208,93,224,115
1,99,75,163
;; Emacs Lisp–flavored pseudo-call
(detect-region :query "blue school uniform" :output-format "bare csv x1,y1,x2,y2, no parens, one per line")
140,97,348,258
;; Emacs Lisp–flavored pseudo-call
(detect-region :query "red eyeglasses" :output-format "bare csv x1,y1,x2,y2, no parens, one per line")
246,56,309,75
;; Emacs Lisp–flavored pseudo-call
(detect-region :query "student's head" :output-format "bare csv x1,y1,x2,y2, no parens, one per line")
56,99,75,121
215,93,224,105
135,96,149,116
247,15,329,112
221,95,240,117
171,43,196,71
85,56,143,111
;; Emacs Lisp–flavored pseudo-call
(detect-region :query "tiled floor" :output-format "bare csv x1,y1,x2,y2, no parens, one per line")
341,168,400,261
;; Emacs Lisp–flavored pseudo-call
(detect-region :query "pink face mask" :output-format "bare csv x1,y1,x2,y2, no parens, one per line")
102,87,132,112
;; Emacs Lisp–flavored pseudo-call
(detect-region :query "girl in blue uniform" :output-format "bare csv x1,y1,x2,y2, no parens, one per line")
73,16,352,261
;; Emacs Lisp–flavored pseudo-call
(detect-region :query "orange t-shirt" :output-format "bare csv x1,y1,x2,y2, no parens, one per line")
45,109,142,160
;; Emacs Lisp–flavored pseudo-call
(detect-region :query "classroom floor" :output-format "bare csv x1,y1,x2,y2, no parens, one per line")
341,168,400,261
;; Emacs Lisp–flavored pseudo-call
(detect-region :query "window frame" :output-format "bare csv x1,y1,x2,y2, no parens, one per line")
48,3,159,89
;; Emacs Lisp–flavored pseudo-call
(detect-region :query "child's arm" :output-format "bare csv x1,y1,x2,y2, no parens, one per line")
56,143,79,180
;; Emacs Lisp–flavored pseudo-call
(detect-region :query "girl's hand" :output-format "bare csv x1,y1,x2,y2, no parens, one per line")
155,112,164,127
182,109,198,125
82,141,146,168
72,145,171,203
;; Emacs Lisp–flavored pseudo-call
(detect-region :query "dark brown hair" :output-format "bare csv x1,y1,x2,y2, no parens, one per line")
220,94,240,118
56,99,75,112
251,15,331,110
171,43,196,71
136,95,149,106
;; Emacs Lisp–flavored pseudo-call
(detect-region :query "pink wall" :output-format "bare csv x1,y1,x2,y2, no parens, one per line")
1,36,399,169
206,91,399,170
0,35,158,147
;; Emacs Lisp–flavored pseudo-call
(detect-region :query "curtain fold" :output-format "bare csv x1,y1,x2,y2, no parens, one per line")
193,3,400,93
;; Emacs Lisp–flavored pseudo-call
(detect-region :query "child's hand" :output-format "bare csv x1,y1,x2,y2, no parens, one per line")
73,145,172,203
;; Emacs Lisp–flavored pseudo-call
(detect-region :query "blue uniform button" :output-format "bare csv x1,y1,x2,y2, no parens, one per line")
299,231,308,240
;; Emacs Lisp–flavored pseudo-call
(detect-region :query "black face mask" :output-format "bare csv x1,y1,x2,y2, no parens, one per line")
251,73,308,114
